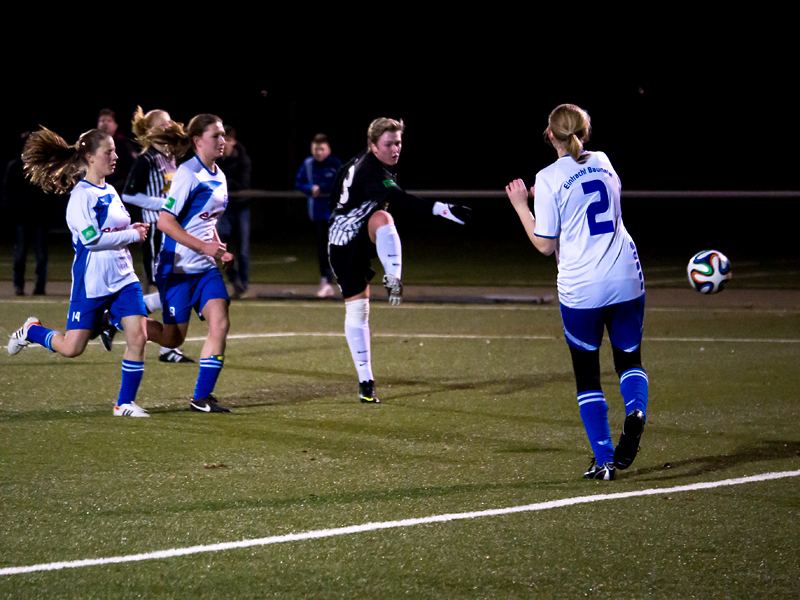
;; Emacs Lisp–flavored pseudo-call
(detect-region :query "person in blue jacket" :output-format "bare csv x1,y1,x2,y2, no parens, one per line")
295,133,342,297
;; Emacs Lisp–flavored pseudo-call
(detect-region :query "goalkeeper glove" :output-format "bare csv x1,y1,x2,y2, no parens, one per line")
433,202,472,225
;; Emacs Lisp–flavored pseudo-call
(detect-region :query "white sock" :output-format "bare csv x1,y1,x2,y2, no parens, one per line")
344,298,373,382
143,291,162,313
375,224,402,279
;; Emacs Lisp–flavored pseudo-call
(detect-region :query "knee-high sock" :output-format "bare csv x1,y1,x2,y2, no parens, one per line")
578,390,614,465
375,224,402,278
118,360,145,406
345,298,373,382
194,355,224,400
26,324,57,352
619,368,649,419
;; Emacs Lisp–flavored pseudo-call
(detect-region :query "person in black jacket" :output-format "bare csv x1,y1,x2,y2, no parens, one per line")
4,131,54,296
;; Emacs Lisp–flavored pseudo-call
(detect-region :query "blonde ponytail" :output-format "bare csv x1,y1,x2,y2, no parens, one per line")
545,104,592,162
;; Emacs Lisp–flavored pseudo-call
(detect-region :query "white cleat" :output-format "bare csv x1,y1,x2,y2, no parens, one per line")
7,317,41,355
113,402,150,417
316,281,335,298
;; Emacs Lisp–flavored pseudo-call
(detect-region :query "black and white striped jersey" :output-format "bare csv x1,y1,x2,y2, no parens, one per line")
123,147,177,224
328,150,433,246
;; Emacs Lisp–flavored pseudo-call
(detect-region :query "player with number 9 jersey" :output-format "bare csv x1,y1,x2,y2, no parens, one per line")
156,155,228,277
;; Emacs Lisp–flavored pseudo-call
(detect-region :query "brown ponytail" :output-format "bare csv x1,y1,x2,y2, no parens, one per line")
22,128,110,194
142,113,222,160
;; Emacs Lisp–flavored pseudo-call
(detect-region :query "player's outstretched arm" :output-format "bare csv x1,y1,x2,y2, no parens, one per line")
433,202,472,225
505,179,555,256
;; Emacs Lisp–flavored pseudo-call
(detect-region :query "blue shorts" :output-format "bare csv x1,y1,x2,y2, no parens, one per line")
156,269,230,325
560,294,645,352
66,282,146,331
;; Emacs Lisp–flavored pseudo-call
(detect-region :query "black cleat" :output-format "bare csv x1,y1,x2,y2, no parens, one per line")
159,348,195,363
614,409,645,470
583,459,617,480
190,395,231,413
359,380,380,404
99,310,117,351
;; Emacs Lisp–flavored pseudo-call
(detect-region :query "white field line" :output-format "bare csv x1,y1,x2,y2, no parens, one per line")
12,331,800,352
2,469,798,576
211,332,800,344
5,299,800,316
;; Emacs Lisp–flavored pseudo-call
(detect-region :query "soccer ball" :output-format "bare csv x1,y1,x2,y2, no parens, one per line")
687,250,732,294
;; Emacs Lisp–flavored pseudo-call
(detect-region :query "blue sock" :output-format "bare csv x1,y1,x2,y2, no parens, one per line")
118,360,145,406
619,368,649,419
27,324,57,352
194,355,224,400
578,390,614,465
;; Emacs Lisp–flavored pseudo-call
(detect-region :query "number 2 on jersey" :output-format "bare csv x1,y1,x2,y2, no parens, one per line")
582,180,614,236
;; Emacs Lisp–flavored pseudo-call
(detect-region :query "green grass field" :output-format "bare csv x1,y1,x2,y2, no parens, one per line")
1,290,799,598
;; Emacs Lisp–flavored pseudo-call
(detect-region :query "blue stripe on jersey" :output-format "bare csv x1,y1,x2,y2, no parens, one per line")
179,181,222,228
70,239,91,301
158,181,223,276
91,193,114,232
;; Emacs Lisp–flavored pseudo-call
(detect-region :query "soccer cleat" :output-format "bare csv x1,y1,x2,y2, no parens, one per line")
159,348,195,363
7,317,41,355
359,380,380,404
614,409,645,469
99,310,117,351
317,279,335,298
383,274,403,306
113,402,150,417
190,395,231,413
583,459,617,480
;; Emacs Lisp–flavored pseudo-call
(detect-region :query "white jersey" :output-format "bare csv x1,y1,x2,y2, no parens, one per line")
533,151,643,309
67,180,140,301
156,155,228,276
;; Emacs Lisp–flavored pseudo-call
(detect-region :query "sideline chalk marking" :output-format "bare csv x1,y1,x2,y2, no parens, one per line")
2,469,798,576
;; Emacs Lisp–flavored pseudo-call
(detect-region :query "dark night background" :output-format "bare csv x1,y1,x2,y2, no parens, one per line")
1,45,791,192
1,38,795,263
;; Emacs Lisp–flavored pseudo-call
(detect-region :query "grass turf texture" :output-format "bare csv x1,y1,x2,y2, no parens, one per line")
1,298,799,598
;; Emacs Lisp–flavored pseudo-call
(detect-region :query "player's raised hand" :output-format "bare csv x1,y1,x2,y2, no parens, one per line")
505,179,531,209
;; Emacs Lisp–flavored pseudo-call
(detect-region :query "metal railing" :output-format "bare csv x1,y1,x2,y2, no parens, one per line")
231,190,800,200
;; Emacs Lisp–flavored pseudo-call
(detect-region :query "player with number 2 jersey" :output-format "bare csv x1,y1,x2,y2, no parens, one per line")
533,150,643,309
506,104,649,482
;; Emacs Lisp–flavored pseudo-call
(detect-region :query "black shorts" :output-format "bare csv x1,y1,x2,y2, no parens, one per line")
328,226,377,299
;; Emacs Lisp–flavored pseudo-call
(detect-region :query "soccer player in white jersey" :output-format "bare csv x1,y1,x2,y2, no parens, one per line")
141,114,234,413
8,128,152,417
111,106,194,364
506,104,649,480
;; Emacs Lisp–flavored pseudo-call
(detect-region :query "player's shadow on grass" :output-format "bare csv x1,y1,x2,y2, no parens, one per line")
620,439,800,481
